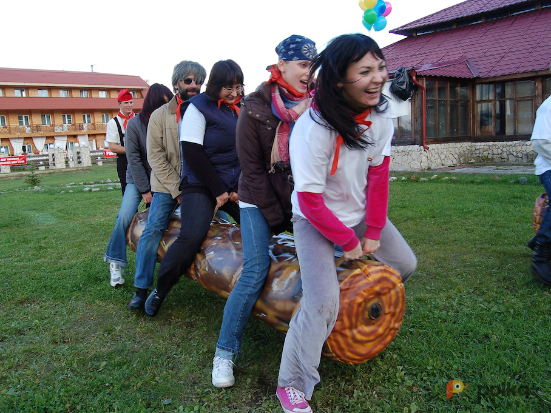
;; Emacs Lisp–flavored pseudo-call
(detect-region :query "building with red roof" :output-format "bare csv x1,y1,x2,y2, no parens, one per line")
382,0,551,167
0,68,149,155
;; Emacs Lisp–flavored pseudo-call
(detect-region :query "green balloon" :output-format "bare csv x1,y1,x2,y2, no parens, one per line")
363,9,378,25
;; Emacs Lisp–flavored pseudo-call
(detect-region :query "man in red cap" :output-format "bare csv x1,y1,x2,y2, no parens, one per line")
106,89,135,195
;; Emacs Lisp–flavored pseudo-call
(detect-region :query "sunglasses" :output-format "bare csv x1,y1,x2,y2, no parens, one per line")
182,78,203,85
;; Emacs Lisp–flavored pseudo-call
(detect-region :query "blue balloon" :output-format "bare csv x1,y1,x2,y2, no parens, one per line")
373,16,387,31
362,19,373,31
374,0,387,16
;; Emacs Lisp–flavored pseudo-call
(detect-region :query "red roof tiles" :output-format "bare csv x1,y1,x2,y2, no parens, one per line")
383,8,551,78
390,0,533,34
0,67,149,88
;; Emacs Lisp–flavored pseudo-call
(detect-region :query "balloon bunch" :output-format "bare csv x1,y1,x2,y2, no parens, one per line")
359,0,392,32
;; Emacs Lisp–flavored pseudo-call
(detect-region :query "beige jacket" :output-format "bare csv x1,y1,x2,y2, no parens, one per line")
147,96,181,198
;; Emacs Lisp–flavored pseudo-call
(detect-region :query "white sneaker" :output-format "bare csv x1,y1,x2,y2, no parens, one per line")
109,262,125,287
212,356,235,388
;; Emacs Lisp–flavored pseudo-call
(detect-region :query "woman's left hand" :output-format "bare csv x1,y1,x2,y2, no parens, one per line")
229,192,239,203
361,237,380,255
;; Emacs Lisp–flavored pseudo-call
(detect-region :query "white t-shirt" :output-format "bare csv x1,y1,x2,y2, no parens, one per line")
290,107,393,228
532,96,551,175
179,103,206,145
106,114,131,145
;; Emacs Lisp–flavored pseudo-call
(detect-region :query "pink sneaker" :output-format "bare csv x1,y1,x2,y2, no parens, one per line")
276,386,312,413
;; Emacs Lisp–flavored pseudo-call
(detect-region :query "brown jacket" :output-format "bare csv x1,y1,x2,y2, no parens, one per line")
236,83,294,229
146,96,181,199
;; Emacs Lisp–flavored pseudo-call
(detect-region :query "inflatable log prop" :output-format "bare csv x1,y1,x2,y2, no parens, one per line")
127,208,406,365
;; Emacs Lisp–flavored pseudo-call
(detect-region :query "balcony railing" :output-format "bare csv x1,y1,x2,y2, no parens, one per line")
0,123,107,135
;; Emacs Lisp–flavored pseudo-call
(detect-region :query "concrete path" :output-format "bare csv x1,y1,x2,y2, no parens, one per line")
431,164,535,175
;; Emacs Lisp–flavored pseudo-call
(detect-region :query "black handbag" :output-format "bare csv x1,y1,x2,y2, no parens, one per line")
390,67,416,101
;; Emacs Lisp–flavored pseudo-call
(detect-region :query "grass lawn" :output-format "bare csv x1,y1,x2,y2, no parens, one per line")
0,164,549,412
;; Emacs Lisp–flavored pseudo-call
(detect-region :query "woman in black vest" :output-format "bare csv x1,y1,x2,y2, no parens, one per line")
144,60,243,316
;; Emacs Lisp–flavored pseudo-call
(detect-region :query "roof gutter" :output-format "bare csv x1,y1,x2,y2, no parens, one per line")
409,70,429,150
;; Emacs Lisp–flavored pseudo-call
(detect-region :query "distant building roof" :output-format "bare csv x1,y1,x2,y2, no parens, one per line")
0,67,149,89
0,97,143,111
383,7,551,78
390,0,534,35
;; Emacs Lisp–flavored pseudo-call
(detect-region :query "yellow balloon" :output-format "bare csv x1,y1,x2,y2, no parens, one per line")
363,0,378,9
359,0,368,10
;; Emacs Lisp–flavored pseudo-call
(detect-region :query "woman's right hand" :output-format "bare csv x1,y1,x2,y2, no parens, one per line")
343,240,363,261
216,192,230,208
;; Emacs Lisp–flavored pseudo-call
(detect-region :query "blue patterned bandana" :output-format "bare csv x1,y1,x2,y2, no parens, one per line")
276,35,317,62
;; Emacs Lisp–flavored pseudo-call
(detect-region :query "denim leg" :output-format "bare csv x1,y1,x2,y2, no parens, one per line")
537,170,551,244
155,192,216,297
133,192,177,289
104,183,142,266
215,207,271,359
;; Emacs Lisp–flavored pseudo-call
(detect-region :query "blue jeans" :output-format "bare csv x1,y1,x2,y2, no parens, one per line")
104,183,142,266
216,207,271,360
537,170,551,244
133,192,178,289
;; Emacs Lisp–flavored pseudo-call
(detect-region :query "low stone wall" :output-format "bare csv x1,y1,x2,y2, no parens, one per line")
391,141,536,171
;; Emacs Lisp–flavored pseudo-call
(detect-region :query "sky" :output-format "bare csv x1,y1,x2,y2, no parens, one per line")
2,0,466,92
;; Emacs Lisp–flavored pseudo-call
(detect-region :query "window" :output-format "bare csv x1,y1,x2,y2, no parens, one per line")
545,77,551,100
476,80,535,136
0,89,3,97
22,144,33,154
59,89,70,97
0,115,6,127
0,146,10,155
99,90,107,98
426,80,470,138
18,115,30,126
80,90,89,98
83,114,92,124
130,91,137,98
101,113,110,123
62,114,73,124
41,114,52,125
15,89,26,97
392,112,412,142
38,89,49,97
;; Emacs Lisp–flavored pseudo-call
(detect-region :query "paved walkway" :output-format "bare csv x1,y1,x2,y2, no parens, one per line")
431,164,535,175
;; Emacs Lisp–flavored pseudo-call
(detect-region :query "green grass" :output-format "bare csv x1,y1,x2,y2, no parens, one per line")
1,165,550,412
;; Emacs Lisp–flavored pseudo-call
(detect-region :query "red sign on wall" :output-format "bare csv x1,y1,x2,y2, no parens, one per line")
104,150,117,158
0,156,27,166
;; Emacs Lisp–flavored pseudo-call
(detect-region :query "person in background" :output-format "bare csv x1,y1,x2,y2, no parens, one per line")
144,60,243,316
275,34,417,413
106,89,135,195
530,93,551,286
128,61,207,310
211,35,317,389
104,84,173,288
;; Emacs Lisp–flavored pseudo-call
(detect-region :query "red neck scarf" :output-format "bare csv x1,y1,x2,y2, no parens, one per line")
118,111,135,129
331,108,373,175
217,95,242,115
175,95,185,123
265,65,307,99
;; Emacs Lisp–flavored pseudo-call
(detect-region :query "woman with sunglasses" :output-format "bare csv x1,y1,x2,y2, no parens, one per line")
144,60,243,316
274,34,417,413
210,35,317,390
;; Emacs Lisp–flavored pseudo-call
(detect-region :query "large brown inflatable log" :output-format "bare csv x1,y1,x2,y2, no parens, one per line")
127,208,406,365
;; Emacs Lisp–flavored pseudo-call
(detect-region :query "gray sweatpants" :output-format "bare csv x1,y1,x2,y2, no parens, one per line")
277,215,417,399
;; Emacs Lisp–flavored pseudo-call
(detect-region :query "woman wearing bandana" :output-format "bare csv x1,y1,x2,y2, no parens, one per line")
210,35,317,390
276,34,417,413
